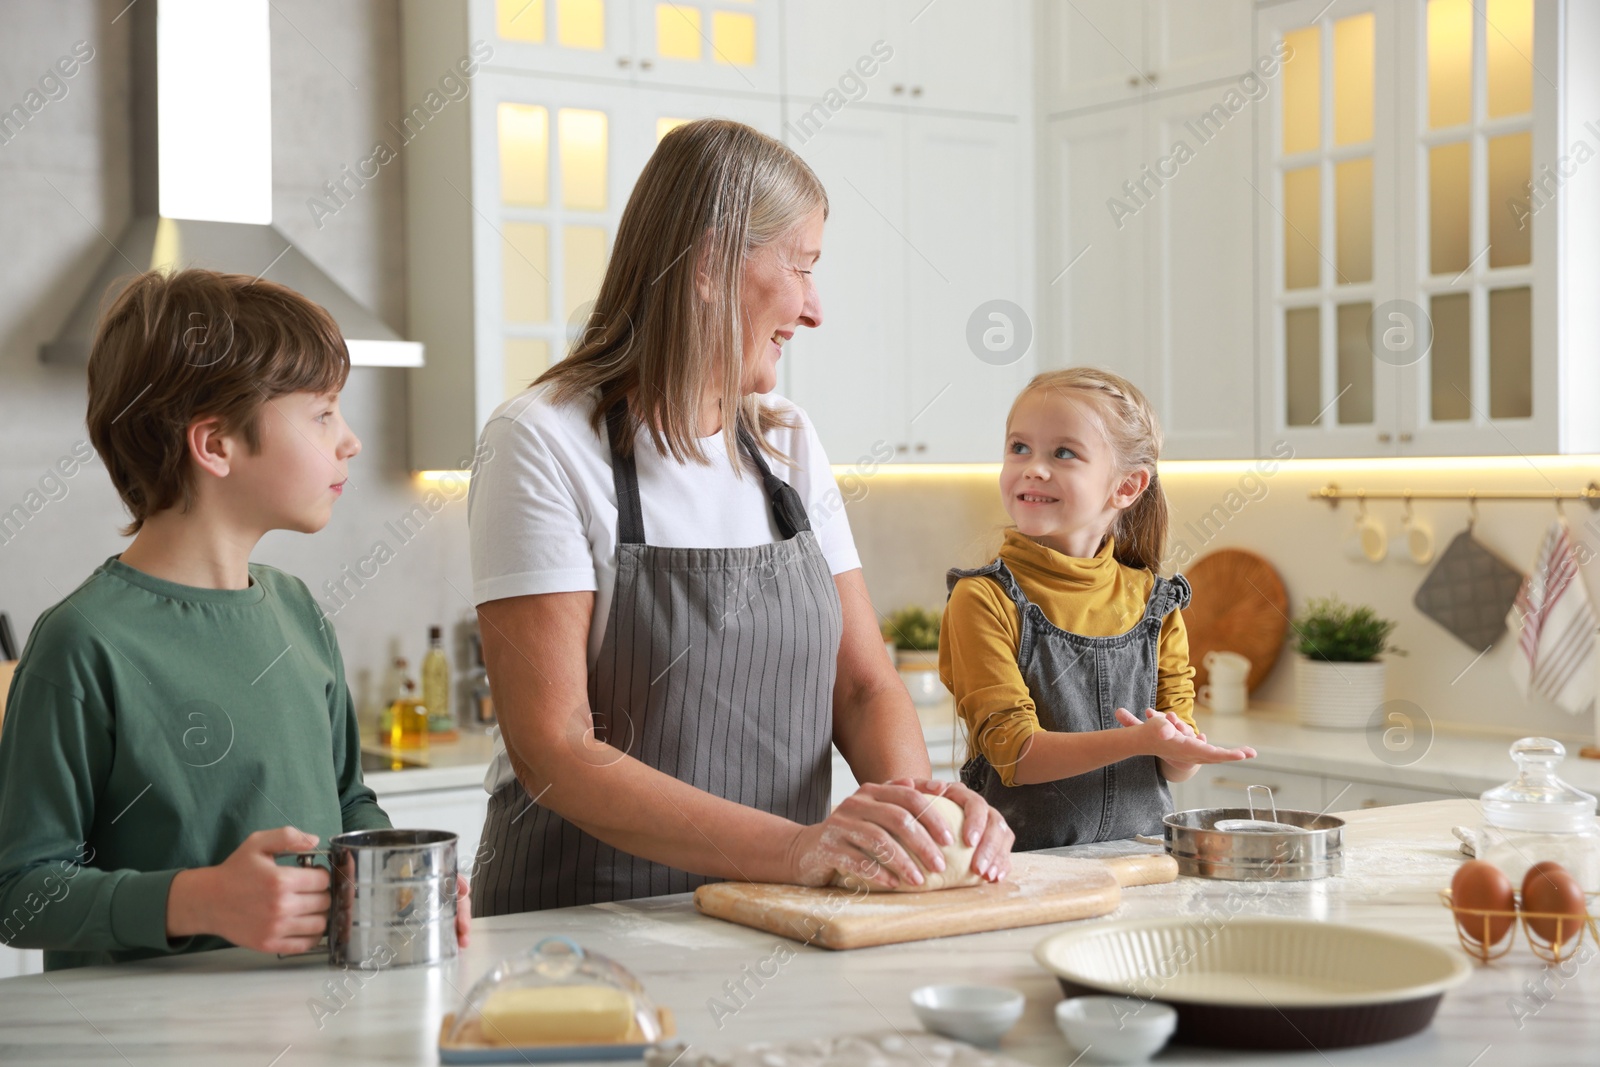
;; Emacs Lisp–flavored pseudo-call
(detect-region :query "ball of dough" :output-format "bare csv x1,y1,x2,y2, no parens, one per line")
831,794,983,893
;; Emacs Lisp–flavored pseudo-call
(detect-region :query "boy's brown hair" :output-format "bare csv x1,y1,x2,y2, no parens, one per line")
86,269,350,535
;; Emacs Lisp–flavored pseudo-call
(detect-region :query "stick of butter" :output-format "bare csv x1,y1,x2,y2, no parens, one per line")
479,984,637,1045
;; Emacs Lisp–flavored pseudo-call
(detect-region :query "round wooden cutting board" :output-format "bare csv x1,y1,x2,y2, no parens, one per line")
1182,548,1288,692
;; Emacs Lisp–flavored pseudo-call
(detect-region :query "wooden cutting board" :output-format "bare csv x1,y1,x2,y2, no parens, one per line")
694,852,1177,950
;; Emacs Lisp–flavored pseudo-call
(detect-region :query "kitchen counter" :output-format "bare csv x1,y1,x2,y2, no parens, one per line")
3,799,1596,1065
1186,701,1600,796
361,730,499,795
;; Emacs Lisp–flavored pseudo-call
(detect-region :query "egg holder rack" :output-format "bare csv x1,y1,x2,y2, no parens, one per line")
1438,889,1599,965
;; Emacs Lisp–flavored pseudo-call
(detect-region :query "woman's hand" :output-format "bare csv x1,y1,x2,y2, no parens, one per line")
783,781,971,889
1114,707,1256,769
455,874,471,947
887,778,1014,883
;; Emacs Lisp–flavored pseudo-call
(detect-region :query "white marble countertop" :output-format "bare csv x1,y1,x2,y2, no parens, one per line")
1187,702,1600,796
3,799,1596,1065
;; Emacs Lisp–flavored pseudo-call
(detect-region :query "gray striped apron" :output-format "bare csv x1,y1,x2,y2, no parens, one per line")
477,401,842,914
946,558,1189,851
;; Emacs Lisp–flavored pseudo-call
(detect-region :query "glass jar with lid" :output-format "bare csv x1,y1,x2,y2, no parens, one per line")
1478,737,1600,892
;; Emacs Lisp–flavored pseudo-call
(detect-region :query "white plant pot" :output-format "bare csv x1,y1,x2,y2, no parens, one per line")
1295,656,1387,730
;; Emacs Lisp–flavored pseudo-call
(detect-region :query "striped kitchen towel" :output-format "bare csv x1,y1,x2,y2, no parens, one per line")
1508,519,1597,714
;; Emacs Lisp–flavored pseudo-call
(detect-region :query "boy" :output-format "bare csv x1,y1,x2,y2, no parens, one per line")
0,269,467,970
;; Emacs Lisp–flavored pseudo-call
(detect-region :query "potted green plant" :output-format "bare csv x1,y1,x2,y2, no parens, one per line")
1290,596,1403,729
882,606,943,706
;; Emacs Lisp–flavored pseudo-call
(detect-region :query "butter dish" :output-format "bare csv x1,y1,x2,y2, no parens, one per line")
439,937,675,1063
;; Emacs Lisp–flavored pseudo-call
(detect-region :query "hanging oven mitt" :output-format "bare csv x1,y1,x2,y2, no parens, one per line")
1413,528,1526,652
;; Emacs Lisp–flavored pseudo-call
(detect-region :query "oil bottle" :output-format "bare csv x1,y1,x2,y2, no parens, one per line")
387,656,429,750
421,625,453,735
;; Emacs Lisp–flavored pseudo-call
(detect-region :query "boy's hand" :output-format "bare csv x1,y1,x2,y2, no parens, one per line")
456,873,471,947
1114,707,1256,767
167,827,332,955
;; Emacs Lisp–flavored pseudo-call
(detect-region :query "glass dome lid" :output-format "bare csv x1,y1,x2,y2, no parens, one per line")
1480,737,1599,833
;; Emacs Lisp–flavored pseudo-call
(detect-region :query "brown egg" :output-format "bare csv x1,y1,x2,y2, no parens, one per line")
1521,862,1588,945
1451,860,1516,946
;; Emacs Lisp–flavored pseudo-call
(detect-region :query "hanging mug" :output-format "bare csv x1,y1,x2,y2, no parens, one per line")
1343,506,1387,563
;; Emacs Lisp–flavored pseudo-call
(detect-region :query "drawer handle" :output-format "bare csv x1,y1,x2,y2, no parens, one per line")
1213,777,1280,793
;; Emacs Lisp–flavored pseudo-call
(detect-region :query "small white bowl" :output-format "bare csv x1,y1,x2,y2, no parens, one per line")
909,985,1024,1047
1054,996,1176,1064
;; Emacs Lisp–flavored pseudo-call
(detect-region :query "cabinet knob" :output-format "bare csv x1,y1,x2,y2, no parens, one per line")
1399,432,1413,443
639,58,653,71
1127,75,1141,87
1361,798,1384,809
1378,432,1392,443
914,443,927,453
617,57,632,68
911,85,923,98
895,443,909,453
892,84,905,95
1145,72,1158,84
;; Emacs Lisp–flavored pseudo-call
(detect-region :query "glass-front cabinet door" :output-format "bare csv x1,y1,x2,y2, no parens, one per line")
479,77,635,411
479,73,781,413
1258,0,1557,457
632,0,780,95
477,0,778,94
1401,0,1547,455
483,0,638,79
1258,0,1398,457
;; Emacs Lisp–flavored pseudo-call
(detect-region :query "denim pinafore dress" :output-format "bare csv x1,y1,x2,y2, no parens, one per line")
945,557,1191,851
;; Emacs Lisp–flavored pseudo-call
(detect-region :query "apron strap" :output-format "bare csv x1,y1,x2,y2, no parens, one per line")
604,399,814,546
605,400,648,545
736,422,814,539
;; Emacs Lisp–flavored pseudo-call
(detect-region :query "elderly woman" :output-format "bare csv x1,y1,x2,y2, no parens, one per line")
468,118,1014,914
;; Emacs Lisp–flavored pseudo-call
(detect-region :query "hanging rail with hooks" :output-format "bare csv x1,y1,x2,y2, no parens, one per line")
1309,482,1600,510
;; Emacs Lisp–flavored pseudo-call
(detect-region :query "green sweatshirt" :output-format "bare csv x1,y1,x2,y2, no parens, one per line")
0,556,390,970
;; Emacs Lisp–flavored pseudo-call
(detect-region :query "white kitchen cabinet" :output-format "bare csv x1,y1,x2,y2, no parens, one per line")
782,107,909,464
377,786,492,882
1323,777,1459,813
1041,104,1147,410
1040,80,1256,459
1168,759,1457,817
1255,0,1600,458
1169,764,1325,814
630,0,782,96
1040,0,1254,115
904,114,1032,462
782,0,899,106
899,0,1029,116
476,0,781,95
784,1,1026,118
786,108,1032,464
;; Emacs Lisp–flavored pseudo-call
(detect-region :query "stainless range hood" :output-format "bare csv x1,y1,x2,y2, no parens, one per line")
42,0,421,368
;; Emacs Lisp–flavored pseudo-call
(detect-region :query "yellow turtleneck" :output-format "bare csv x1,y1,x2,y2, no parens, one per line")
938,529,1196,786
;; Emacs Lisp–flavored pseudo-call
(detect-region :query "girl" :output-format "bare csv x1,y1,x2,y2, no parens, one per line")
939,368,1256,850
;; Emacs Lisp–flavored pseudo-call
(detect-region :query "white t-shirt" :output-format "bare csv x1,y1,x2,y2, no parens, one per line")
468,382,862,793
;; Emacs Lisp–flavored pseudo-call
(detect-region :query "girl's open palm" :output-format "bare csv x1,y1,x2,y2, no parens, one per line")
1114,707,1256,764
